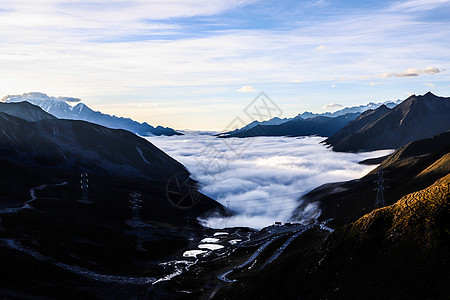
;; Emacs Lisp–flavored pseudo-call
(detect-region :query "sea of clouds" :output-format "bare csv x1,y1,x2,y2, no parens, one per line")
147,132,393,229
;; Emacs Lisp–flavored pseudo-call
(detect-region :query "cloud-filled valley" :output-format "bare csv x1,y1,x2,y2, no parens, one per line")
147,133,393,229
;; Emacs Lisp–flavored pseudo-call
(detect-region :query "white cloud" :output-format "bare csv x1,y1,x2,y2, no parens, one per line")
147,133,393,229
310,0,328,7
330,84,336,88
369,81,382,86
389,0,450,12
236,85,257,93
315,45,326,50
0,0,257,23
322,103,343,109
0,1,449,129
376,67,442,78
424,82,435,87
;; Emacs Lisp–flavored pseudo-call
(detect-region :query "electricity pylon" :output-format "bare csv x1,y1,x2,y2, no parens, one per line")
80,173,89,203
129,192,145,251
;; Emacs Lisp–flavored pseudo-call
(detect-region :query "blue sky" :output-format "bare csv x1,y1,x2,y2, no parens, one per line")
0,0,449,129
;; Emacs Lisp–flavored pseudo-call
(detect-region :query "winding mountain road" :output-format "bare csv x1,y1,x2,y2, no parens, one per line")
0,182,67,215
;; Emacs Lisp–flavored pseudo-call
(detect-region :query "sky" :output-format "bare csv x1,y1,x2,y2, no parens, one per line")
0,0,449,130
147,133,393,228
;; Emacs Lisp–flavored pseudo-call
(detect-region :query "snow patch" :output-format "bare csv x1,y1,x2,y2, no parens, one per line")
200,238,220,243
183,250,207,258
214,232,229,236
136,147,151,165
198,244,224,250
229,239,242,245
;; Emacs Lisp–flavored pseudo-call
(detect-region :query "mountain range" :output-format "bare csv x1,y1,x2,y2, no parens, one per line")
221,112,360,138
325,92,450,152
1,91,448,299
226,99,401,135
2,92,181,136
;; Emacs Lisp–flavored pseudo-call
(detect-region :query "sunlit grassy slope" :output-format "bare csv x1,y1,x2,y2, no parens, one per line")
349,173,449,248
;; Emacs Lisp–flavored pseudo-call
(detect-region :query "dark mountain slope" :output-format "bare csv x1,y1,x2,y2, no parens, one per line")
0,101,56,122
223,113,360,138
219,174,449,300
0,113,184,182
294,131,450,227
325,92,450,152
324,104,391,147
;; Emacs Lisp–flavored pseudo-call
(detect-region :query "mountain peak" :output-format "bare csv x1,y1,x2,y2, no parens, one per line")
1,92,181,136
0,101,56,122
423,91,437,97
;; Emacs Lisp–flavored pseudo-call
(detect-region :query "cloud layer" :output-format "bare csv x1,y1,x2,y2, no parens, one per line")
147,133,393,229
322,103,343,109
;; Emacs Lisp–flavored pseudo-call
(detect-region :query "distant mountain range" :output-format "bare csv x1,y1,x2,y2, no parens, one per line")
221,113,360,138
225,99,401,135
325,92,450,152
295,99,401,119
2,92,181,136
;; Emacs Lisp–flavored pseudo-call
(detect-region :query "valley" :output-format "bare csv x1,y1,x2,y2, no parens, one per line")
0,93,448,299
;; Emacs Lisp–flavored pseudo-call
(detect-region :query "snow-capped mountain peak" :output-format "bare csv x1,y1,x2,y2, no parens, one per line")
1,92,180,136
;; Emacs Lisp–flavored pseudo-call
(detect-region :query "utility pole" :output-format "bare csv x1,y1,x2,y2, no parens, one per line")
80,173,89,203
375,169,385,207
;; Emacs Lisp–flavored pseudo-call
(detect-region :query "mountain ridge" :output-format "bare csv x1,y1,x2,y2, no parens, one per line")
325,92,450,152
2,92,181,136
221,112,360,138
225,99,401,135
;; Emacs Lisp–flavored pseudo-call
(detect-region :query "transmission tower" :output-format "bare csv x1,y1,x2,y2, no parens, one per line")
80,173,89,203
375,169,385,207
129,192,146,251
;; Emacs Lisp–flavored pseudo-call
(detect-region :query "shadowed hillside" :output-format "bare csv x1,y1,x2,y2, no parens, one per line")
325,92,450,152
